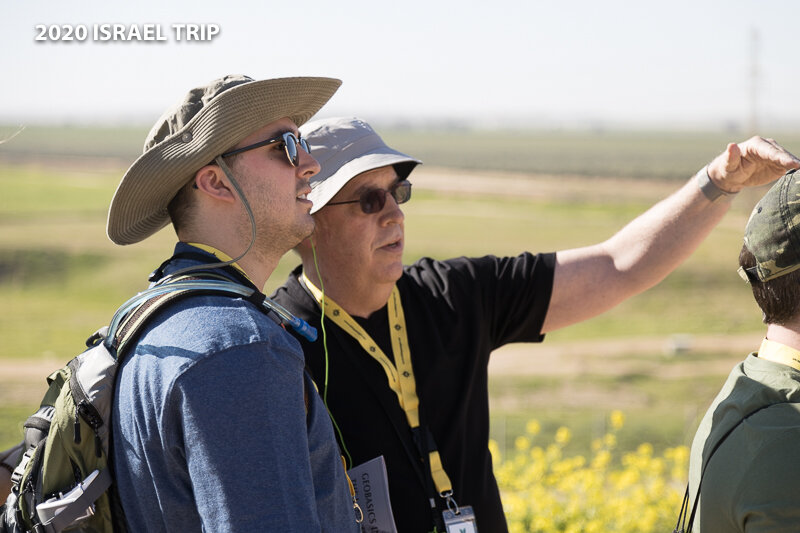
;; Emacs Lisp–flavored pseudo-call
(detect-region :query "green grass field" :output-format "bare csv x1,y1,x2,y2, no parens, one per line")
4,123,800,179
0,125,793,455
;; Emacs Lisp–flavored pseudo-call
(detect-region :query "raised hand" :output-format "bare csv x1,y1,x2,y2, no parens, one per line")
708,136,800,193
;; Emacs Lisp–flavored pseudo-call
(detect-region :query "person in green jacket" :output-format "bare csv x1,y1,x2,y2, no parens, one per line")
687,168,800,532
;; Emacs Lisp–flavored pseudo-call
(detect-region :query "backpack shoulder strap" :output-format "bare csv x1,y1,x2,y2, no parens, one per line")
113,286,198,359
111,275,253,359
107,273,317,364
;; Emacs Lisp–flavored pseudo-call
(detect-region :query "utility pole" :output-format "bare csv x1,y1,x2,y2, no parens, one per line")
748,27,759,135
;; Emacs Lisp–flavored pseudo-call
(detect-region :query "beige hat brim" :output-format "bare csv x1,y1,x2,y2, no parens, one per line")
107,76,342,245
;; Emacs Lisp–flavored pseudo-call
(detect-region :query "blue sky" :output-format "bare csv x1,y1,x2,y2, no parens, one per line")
3,0,799,130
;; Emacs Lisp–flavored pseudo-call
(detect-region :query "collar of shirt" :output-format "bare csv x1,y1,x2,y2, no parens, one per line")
758,338,800,372
185,242,253,284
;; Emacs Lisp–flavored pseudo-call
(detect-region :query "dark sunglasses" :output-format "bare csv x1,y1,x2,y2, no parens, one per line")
220,131,310,167
326,180,412,214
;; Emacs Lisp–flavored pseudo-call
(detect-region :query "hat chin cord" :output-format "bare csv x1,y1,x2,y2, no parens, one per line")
158,155,257,282
153,156,318,343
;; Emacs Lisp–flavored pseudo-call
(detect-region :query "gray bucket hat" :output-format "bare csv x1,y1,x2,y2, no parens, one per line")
299,117,421,214
107,74,342,245
740,168,800,282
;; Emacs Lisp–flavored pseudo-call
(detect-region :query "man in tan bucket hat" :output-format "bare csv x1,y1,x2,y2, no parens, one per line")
103,75,359,532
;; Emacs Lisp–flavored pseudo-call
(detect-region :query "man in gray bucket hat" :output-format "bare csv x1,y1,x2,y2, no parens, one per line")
271,117,800,532
104,76,358,532
683,169,800,532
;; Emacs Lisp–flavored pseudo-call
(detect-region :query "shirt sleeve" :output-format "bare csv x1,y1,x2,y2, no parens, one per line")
168,339,324,532
407,252,556,347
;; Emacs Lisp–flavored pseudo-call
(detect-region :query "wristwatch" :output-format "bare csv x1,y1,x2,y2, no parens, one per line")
696,166,737,202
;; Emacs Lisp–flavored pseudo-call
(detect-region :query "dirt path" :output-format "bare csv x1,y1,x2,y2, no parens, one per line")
0,331,760,382
488,331,761,377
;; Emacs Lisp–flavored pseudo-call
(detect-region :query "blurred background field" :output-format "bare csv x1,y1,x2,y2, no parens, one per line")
1,123,798,461
7,2,800,529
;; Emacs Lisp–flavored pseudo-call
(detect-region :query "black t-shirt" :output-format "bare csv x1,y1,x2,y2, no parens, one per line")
271,253,555,533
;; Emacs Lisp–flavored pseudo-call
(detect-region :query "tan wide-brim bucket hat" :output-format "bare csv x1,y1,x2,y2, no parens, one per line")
107,74,342,245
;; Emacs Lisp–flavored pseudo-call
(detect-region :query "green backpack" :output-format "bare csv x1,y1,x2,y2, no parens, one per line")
0,277,316,533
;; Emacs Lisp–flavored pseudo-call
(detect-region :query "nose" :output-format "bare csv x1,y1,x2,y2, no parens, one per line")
380,190,405,225
296,147,321,178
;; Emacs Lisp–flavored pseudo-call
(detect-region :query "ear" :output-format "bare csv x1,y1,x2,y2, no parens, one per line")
194,164,236,203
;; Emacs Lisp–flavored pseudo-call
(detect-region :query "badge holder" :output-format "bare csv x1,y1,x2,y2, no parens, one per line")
441,491,478,533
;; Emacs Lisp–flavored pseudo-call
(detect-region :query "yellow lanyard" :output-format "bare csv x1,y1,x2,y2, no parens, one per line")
301,272,453,496
758,338,800,372
186,242,253,283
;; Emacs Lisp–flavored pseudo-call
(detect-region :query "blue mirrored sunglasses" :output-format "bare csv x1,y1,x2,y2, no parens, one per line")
220,131,310,167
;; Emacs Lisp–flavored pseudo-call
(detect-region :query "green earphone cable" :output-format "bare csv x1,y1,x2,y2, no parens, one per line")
311,240,353,468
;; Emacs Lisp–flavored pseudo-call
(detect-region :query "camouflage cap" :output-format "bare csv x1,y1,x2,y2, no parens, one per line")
741,168,800,283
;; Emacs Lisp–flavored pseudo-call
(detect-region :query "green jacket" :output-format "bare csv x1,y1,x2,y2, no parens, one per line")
689,353,800,532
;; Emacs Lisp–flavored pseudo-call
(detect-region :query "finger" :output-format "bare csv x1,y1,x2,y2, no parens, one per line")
761,147,800,169
741,138,800,168
725,142,742,172
763,138,794,164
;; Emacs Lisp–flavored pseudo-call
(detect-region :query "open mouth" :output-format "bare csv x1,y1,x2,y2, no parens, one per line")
296,186,311,202
296,182,311,201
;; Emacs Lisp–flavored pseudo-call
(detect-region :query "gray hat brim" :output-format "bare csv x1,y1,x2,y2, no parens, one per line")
108,76,341,245
308,151,420,214
300,117,421,214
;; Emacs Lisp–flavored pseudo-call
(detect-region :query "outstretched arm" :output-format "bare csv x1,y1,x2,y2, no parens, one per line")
541,136,800,333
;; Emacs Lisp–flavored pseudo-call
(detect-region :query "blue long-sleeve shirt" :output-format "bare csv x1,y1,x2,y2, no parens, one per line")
112,244,358,532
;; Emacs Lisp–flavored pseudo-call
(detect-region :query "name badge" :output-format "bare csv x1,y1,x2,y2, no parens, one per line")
443,505,478,533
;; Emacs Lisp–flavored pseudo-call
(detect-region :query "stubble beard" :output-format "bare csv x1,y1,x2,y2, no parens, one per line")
251,207,314,260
